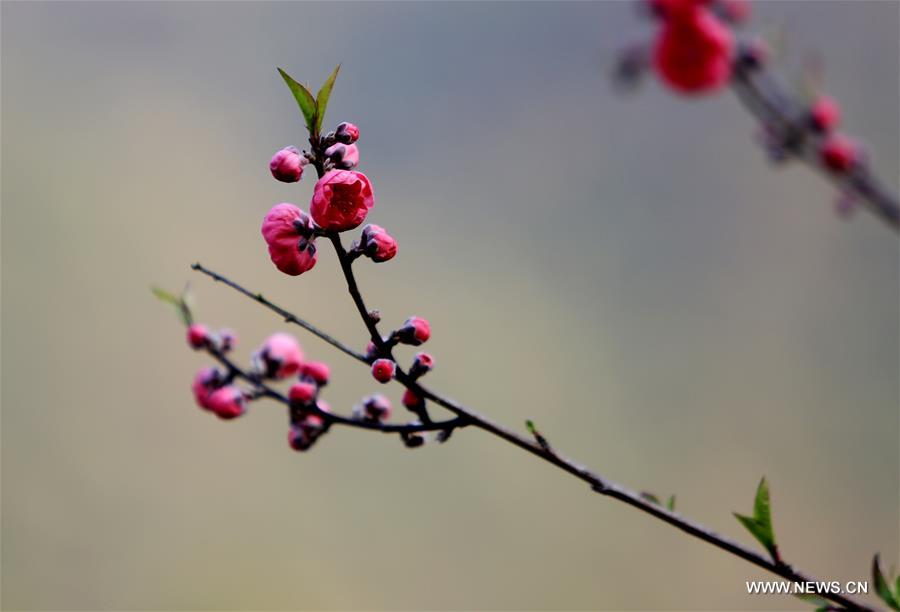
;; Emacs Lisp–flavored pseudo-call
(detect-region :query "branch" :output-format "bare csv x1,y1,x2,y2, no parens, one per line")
191,261,874,612
731,59,899,231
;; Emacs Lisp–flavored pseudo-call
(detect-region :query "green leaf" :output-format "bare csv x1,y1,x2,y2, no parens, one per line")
277,67,317,135
666,495,676,512
873,555,900,610
151,285,193,326
640,492,661,505
733,477,778,561
315,63,341,133
151,286,179,305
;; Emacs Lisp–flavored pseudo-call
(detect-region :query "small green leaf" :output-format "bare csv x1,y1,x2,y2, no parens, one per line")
733,477,778,561
873,555,900,610
525,419,537,435
151,286,179,305
151,285,193,326
277,67,317,135
640,492,661,505
666,494,676,512
315,63,341,133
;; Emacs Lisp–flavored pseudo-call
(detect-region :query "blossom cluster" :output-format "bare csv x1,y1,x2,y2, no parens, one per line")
615,0,879,219
183,105,439,452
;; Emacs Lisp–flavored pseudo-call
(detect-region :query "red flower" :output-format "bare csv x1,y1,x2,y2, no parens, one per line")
310,170,374,232
261,203,318,276
653,6,733,94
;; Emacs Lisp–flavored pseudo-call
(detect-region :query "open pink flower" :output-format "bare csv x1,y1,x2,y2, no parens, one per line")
261,203,318,276
310,170,374,232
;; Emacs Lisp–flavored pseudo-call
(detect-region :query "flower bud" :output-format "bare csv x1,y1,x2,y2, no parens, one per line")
809,96,841,133
207,385,246,420
365,341,381,361
253,332,304,379
324,143,360,170
261,203,318,276
192,366,224,410
358,224,398,263
216,329,237,352
354,394,393,423
401,426,426,448
270,146,305,183
288,381,318,405
371,358,396,383
300,361,331,386
310,170,375,232
288,414,326,451
402,388,424,410
820,134,859,173
334,122,360,145
187,323,210,349
397,316,431,346
410,352,435,378
653,6,733,94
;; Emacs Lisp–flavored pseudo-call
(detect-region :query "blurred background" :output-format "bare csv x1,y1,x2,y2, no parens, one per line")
2,1,897,610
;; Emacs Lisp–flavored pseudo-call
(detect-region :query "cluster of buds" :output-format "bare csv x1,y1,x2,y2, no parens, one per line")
187,325,336,450
263,120,404,276
614,0,888,223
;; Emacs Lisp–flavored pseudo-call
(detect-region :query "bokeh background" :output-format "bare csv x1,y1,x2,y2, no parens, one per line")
2,1,897,610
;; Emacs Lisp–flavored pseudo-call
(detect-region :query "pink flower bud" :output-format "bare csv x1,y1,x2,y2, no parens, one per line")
187,323,210,349
192,366,223,410
653,6,733,94
214,328,237,352
300,361,331,386
809,96,841,133
365,341,380,361
310,170,374,232
410,352,435,378
359,224,398,263
254,332,304,379
397,316,431,346
355,394,393,423
288,413,327,451
324,143,360,170
402,388,424,410
335,122,360,145
288,381,317,405
261,203,318,276
269,146,305,183
207,385,246,420
371,358,396,383
820,134,859,173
